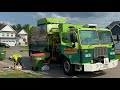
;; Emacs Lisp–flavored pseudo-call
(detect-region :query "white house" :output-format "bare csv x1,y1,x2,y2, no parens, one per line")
17,29,28,46
0,25,17,46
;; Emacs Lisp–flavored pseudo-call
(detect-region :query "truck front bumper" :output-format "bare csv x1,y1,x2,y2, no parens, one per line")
84,59,118,72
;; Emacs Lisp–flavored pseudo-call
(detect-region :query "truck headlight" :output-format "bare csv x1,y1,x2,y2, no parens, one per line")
110,52,115,55
85,54,91,57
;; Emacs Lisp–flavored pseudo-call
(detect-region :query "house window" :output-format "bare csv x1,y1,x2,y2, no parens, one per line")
9,41,11,42
6,41,8,42
7,33,9,37
12,41,15,42
2,33,4,36
2,41,5,42
11,33,13,37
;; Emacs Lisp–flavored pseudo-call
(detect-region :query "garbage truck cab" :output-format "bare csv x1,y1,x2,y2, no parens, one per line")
58,23,119,75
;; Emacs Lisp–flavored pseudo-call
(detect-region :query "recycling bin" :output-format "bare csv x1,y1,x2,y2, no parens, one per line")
31,53,45,71
0,44,6,60
0,50,6,60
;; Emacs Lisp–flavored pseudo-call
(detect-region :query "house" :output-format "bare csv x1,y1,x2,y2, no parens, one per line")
17,29,28,46
0,25,17,46
106,21,120,35
106,21,120,50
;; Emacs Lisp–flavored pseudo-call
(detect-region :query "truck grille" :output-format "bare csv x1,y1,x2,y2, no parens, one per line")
94,47,108,58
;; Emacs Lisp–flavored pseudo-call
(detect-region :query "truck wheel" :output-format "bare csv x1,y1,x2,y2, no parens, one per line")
63,58,75,76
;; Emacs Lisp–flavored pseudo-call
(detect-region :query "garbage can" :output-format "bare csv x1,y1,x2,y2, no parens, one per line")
0,51,6,60
0,44,6,60
31,53,45,71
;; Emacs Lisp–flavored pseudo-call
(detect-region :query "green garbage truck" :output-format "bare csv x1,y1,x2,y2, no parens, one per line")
28,18,119,75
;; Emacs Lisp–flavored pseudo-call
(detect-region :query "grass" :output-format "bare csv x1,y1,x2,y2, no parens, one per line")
115,54,120,60
5,48,11,51
0,70,40,78
19,46,29,49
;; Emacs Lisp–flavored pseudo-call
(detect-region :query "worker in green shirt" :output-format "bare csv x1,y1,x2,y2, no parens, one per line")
10,54,23,67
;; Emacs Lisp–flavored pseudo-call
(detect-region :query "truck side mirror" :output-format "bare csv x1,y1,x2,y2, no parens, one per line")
72,43,75,47
117,34,119,43
112,44,115,48
70,33,77,47
70,33,76,43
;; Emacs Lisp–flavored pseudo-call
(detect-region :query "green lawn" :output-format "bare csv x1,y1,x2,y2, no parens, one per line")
0,70,40,78
5,48,11,51
19,46,29,49
116,54,120,60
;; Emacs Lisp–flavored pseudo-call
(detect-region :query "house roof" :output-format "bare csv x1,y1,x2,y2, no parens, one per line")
18,29,27,35
0,25,17,33
106,21,120,29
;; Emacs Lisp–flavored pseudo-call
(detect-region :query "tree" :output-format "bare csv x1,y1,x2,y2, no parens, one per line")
22,24,30,33
12,25,17,30
16,24,22,32
0,23,6,30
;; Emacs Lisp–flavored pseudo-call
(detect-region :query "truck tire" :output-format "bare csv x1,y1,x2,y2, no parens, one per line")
63,58,75,76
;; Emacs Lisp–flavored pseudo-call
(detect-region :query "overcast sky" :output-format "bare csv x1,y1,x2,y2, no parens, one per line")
0,12,119,28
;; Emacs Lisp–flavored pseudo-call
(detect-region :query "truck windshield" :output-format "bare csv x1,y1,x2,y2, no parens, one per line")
80,30,99,45
98,31,112,44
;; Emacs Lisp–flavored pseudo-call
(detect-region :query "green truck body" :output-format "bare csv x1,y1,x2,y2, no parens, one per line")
28,18,119,75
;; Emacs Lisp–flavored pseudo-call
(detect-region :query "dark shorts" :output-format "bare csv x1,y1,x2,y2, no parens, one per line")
14,58,22,66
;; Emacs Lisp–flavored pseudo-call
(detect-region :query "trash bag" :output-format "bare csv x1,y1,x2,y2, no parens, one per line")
41,65,49,71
